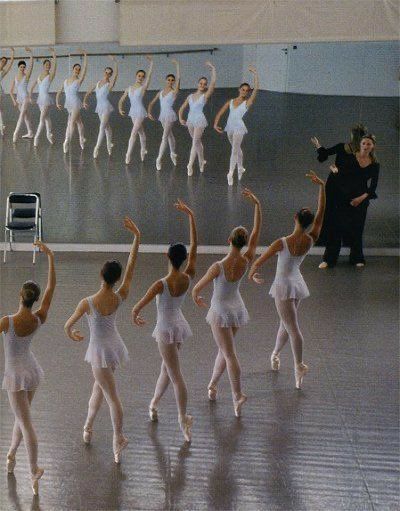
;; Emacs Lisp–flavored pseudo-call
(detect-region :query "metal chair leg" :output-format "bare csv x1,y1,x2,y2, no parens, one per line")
3,229,7,263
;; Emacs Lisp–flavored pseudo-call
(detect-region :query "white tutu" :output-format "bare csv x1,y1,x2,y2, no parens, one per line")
187,111,207,129
64,79,82,113
129,104,147,120
2,356,44,392
95,82,114,116
225,118,248,136
65,96,81,113
85,336,129,369
37,94,53,110
152,318,192,344
206,306,249,328
159,110,177,124
269,278,310,300
96,101,114,116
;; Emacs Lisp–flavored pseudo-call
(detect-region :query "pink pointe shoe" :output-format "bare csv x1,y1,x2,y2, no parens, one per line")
6,454,16,473
295,362,309,389
114,436,129,464
207,384,217,401
149,405,158,422
83,426,93,445
234,394,247,418
31,467,44,496
179,415,193,443
271,353,280,371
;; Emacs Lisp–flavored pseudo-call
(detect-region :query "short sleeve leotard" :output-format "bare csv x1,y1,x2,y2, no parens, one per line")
152,278,192,344
37,75,53,110
225,100,248,136
64,79,82,113
159,90,177,124
206,261,249,328
84,294,129,369
187,93,207,129
2,315,44,391
15,76,28,105
95,81,114,116
269,237,312,300
128,86,147,120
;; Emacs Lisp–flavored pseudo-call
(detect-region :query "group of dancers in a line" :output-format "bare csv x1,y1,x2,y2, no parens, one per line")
0,48,259,185
1,173,326,495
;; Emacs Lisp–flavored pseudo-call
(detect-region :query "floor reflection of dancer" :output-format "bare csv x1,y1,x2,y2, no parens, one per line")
56,49,88,153
64,218,140,463
178,61,216,176
1,241,56,495
83,55,118,158
148,58,180,170
214,66,259,186
10,47,34,142
249,172,326,388
119,55,153,165
132,200,197,443
0,47,14,135
192,189,261,417
30,48,57,147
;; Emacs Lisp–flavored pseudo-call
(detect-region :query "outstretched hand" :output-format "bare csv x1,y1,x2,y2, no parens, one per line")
214,125,223,134
145,55,153,62
174,199,193,216
192,293,208,308
34,240,53,256
329,164,339,174
205,60,214,69
70,329,84,342
132,310,146,326
242,188,260,205
310,136,321,149
123,217,140,236
248,64,257,74
305,170,324,186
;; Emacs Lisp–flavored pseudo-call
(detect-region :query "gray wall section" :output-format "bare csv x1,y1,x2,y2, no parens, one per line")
0,89,398,247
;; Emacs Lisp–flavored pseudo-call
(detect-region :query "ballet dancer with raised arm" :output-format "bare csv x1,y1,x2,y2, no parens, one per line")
214,66,259,186
1,241,56,495
64,218,140,463
178,61,216,176
10,47,34,142
30,48,57,146
0,47,15,135
56,49,88,153
83,55,118,158
132,200,197,442
192,189,261,417
248,172,326,388
119,55,153,165
148,59,180,170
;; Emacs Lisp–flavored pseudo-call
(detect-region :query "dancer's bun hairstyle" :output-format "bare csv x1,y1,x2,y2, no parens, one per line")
101,261,122,286
168,243,187,269
21,281,41,308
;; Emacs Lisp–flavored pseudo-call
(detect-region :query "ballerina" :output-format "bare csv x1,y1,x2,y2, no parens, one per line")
56,49,88,153
248,171,326,388
10,47,34,142
0,47,14,135
1,241,56,495
119,55,153,165
29,48,57,146
64,218,140,463
83,55,118,158
132,200,197,442
147,58,180,170
192,189,261,417
214,66,259,185
178,61,216,176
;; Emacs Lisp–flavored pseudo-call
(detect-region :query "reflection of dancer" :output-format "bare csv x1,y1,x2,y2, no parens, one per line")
0,47,14,135
56,49,88,153
30,48,57,146
192,189,261,417
64,218,140,463
119,56,153,165
148,59,180,170
249,172,326,388
178,62,216,176
10,47,34,142
83,55,118,158
1,241,56,495
214,66,259,186
132,200,197,442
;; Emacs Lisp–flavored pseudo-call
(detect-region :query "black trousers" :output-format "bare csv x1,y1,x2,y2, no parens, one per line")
323,201,368,266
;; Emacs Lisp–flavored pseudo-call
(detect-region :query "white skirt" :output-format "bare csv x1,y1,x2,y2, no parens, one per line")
187,111,207,129
129,105,147,121
159,110,177,124
96,100,114,117
225,118,248,136
206,306,249,328
152,318,192,344
85,337,129,369
65,97,82,114
269,277,310,300
2,355,44,392
37,93,53,110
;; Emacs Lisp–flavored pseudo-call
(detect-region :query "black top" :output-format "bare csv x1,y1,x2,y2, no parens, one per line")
317,144,379,203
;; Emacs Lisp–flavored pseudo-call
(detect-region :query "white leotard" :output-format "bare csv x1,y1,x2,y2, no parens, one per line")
64,79,82,113
187,93,207,129
128,85,147,120
2,315,44,391
206,261,249,328
15,76,28,105
269,237,312,300
84,293,129,368
37,74,53,110
95,81,114,116
152,278,192,344
225,100,248,135
159,90,177,124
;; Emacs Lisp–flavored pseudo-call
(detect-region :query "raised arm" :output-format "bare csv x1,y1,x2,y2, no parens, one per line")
78,50,88,85
191,263,220,308
213,100,230,134
142,55,153,92
64,299,89,342
118,89,128,116
49,48,57,81
174,199,197,278
306,171,326,242
242,188,262,263
147,91,160,121
25,47,33,81
83,83,96,109
131,280,163,326
117,218,141,300
204,61,216,101
109,55,118,90
56,82,64,110
1,47,14,76
311,137,343,163
171,58,180,93
178,96,189,125
248,239,283,283
34,241,56,324
246,65,259,108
